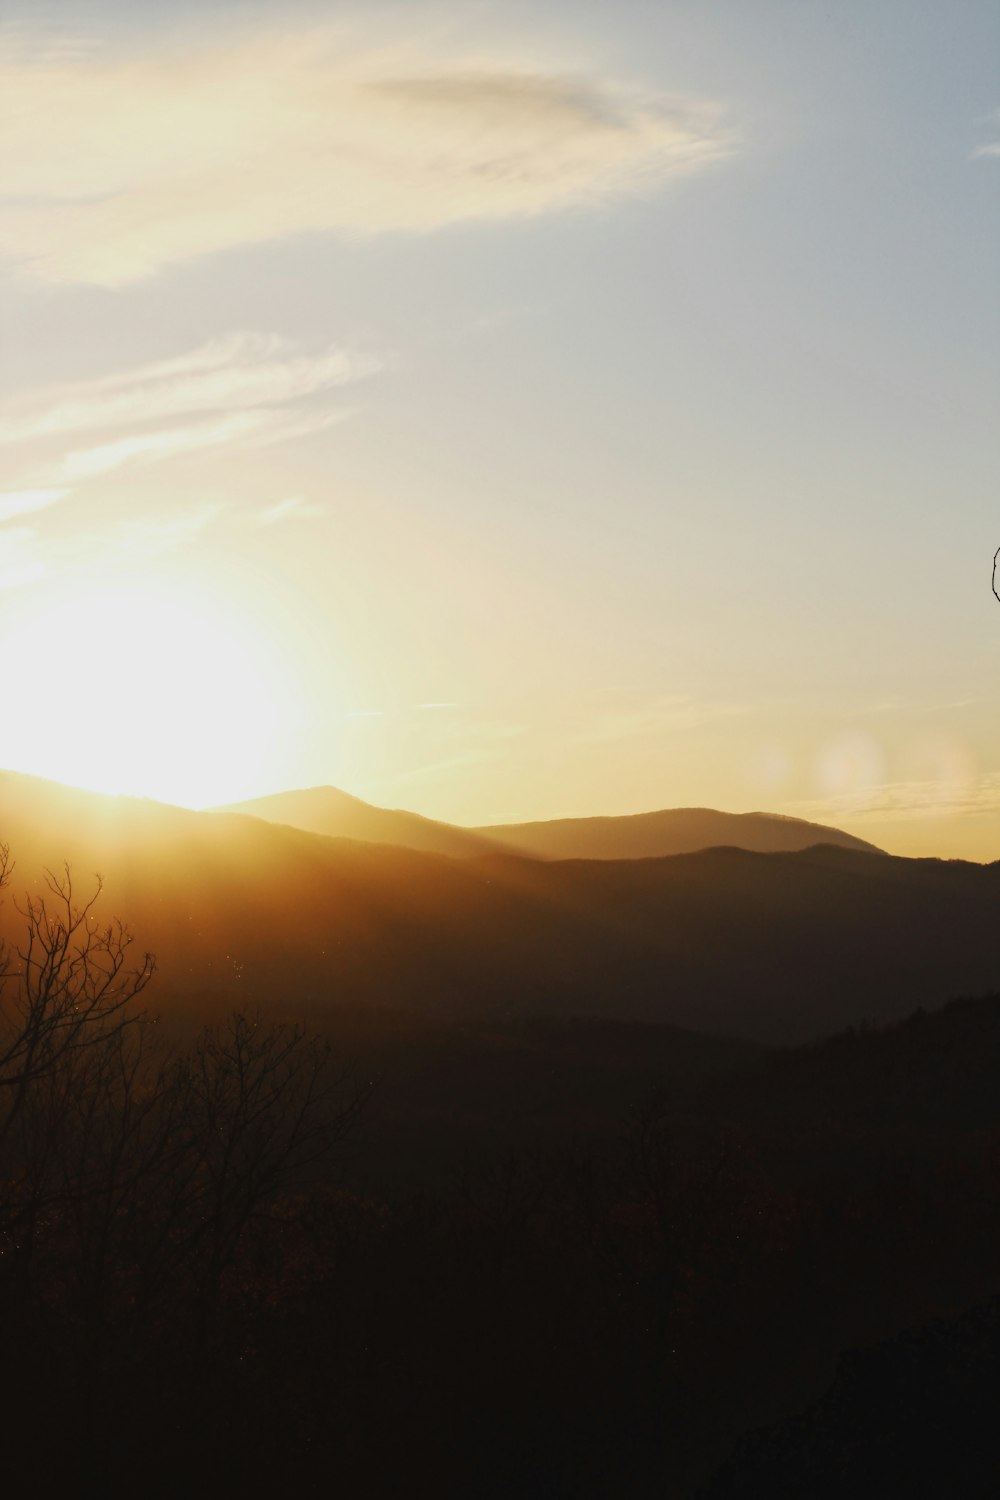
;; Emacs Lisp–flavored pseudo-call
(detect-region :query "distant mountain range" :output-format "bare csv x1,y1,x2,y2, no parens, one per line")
2,770,997,1043
219,785,494,857
218,785,883,860
471,806,884,860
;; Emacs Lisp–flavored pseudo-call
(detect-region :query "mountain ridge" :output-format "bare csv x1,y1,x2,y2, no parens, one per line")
217,784,884,860
2,770,997,1044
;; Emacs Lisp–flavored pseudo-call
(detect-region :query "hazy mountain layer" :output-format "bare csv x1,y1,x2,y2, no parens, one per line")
220,785,882,860
2,771,996,1043
219,784,494,857
471,806,884,859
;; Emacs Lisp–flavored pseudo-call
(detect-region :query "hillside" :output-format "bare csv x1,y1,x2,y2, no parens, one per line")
1,771,998,1043
220,786,883,861
472,806,883,859
219,784,494,858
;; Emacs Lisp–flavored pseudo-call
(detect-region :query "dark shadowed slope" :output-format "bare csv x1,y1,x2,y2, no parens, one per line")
216,784,494,857
471,806,883,859
2,771,998,1043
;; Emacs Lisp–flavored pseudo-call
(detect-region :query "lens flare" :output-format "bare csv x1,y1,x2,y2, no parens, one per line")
815,731,884,811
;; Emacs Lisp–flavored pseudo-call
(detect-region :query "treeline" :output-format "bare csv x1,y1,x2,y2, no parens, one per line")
0,847,364,1491
2,844,999,1496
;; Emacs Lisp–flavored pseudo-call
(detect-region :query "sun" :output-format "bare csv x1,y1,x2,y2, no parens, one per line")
1,566,303,807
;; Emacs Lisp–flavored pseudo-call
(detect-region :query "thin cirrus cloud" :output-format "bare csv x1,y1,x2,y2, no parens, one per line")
58,407,347,484
1,332,379,487
254,496,328,527
0,23,737,284
794,773,1000,820
1,333,377,444
0,487,67,523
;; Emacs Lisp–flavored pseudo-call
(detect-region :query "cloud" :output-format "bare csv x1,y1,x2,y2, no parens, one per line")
792,773,1000,821
0,333,373,493
1,333,378,448
56,406,346,483
255,495,327,527
0,24,737,284
0,488,66,522
0,333,368,588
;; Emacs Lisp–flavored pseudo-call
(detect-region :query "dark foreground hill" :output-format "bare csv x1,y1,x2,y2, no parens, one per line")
220,785,882,861
4,890,998,1500
705,1297,1000,1499
1,770,998,1042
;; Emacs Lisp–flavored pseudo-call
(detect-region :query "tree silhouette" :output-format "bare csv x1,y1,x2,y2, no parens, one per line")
0,843,366,1395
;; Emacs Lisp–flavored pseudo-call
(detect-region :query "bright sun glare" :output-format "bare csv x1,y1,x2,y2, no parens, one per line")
2,571,301,807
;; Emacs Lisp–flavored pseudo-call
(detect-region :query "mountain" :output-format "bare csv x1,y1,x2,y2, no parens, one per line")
470,806,883,860
219,786,882,860
2,770,998,1043
217,785,494,857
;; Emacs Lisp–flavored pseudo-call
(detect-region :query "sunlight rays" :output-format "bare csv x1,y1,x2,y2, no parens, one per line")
0,571,305,806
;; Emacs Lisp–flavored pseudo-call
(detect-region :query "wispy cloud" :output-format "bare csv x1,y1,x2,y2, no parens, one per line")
0,24,737,284
1,333,376,495
57,406,346,483
792,773,1000,821
0,333,376,445
255,495,327,527
0,488,67,522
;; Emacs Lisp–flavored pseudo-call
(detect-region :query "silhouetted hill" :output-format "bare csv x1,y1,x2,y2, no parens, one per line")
4,765,999,1500
694,996,1000,1498
2,771,998,1042
704,1298,1000,1499
221,787,883,861
710,991,1000,1134
472,806,883,858
218,784,495,857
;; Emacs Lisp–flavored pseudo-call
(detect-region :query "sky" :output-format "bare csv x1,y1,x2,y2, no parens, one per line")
1,0,999,857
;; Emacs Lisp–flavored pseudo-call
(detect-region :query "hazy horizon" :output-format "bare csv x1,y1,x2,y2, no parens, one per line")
2,0,998,861
0,761,967,868
3,13,997,1483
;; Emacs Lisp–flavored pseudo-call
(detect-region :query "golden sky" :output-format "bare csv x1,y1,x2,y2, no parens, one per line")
1,1,999,859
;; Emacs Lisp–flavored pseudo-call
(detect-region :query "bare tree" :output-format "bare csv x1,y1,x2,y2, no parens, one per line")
0,848,154,1261
0,847,154,1157
0,844,366,1365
